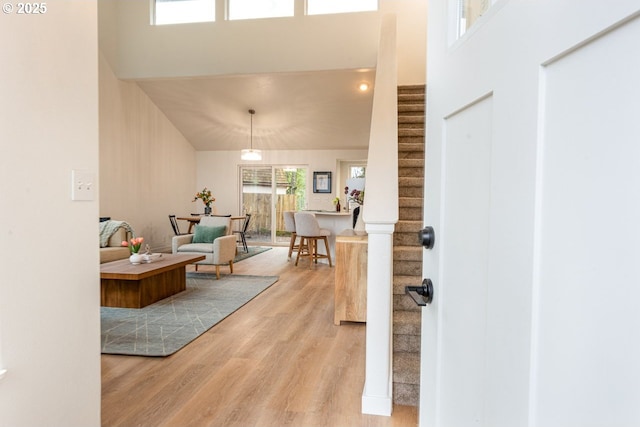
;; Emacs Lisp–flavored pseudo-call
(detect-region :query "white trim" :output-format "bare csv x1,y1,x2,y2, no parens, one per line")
527,60,548,427
0,369,6,381
362,228,394,416
361,378,393,416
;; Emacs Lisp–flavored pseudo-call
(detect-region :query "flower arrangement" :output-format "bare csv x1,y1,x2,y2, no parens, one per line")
193,187,215,207
344,186,365,205
122,237,144,254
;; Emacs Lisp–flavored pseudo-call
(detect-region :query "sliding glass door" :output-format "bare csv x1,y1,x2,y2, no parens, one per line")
239,166,307,244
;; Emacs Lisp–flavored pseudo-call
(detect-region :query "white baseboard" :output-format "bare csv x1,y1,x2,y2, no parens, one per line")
361,381,393,416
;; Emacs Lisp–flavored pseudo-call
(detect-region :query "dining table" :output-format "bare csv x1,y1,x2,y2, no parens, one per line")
177,215,246,234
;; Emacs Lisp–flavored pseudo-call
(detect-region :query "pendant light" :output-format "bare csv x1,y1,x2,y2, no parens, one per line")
241,109,262,161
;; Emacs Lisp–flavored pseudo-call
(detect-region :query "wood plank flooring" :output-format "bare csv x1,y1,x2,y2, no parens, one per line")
101,246,418,427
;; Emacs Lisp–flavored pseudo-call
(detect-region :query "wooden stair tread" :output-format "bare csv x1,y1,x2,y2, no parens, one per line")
399,197,423,208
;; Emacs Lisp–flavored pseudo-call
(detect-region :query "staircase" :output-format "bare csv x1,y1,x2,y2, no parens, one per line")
393,85,425,406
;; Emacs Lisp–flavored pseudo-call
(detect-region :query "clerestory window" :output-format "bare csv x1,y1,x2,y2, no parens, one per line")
307,0,378,16
155,0,215,25
153,0,378,25
228,0,294,20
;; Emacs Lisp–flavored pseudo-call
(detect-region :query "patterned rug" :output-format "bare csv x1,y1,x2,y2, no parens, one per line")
100,273,278,356
234,246,271,263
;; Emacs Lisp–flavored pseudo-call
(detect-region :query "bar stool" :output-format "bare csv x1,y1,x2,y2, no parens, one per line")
283,211,299,260
294,212,332,268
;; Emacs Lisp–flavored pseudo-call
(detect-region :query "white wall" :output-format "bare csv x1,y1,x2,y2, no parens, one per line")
102,0,426,85
196,149,368,214
112,0,379,78
0,2,101,426
380,0,427,84
99,54,197,252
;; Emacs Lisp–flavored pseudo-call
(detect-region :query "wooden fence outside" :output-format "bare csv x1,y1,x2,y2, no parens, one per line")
241,194,297,239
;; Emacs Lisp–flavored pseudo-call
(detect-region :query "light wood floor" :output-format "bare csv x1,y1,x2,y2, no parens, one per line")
101,246,418,427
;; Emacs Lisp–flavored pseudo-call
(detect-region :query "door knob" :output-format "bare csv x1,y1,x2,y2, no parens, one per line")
419,226,435,249
405,278,434,306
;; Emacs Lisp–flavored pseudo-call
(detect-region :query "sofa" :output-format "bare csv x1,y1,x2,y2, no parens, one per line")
99,220,134,264
172,216,236,279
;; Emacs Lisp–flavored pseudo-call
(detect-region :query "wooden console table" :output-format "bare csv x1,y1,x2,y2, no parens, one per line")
100,254,205,308
334,230,368,325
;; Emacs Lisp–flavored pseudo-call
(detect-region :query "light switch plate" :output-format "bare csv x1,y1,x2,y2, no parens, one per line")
71,170,95,201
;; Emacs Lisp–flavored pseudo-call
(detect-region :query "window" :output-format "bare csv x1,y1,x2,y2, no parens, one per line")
228,0,294,20
456,0,490,38
154,0,215,25
350,166,366,178
154,0,377,24
307,0,377,16
239,165,307,244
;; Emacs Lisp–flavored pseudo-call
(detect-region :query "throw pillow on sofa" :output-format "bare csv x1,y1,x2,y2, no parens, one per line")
193,225,227,244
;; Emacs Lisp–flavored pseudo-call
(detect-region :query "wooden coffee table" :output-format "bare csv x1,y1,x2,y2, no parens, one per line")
100,254,205,308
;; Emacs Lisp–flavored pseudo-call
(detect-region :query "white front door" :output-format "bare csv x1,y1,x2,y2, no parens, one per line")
420,1,640,426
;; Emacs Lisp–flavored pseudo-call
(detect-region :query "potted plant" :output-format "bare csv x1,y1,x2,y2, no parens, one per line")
122,237,144,264
193,187,215,215
332,197,341,212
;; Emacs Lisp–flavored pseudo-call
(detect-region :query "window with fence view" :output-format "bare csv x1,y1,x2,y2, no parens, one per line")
240,166,307,244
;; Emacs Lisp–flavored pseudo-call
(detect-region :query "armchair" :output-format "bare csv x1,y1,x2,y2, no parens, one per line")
171,216,236,279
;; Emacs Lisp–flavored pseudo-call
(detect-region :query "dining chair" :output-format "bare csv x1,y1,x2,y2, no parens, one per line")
169,215,188,236
233,213,251,253
294,212,332,268
283,211,299,260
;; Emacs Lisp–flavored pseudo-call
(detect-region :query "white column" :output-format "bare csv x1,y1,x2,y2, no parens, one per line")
360,13,398,416
361,222,395,415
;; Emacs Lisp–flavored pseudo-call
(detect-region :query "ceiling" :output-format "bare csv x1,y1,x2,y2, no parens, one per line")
136,68,376,152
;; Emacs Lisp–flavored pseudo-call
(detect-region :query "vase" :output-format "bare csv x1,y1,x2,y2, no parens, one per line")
129,253,143,265
354,205,365,231
204,206,212,215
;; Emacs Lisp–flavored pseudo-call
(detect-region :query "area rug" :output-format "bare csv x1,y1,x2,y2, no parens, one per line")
234,246,271,263
100,273,278,357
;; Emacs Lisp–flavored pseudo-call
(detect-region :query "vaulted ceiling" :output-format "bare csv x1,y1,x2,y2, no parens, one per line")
136,68,376,152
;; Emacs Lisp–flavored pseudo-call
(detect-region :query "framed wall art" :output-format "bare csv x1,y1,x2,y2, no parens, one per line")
313,171,332,193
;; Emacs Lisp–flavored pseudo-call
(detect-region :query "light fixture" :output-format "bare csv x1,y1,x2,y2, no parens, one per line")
241,109,262,161
358,82,369,91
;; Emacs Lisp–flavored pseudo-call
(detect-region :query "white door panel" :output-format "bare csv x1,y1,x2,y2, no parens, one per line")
438,96,493,427
532,16,640,426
